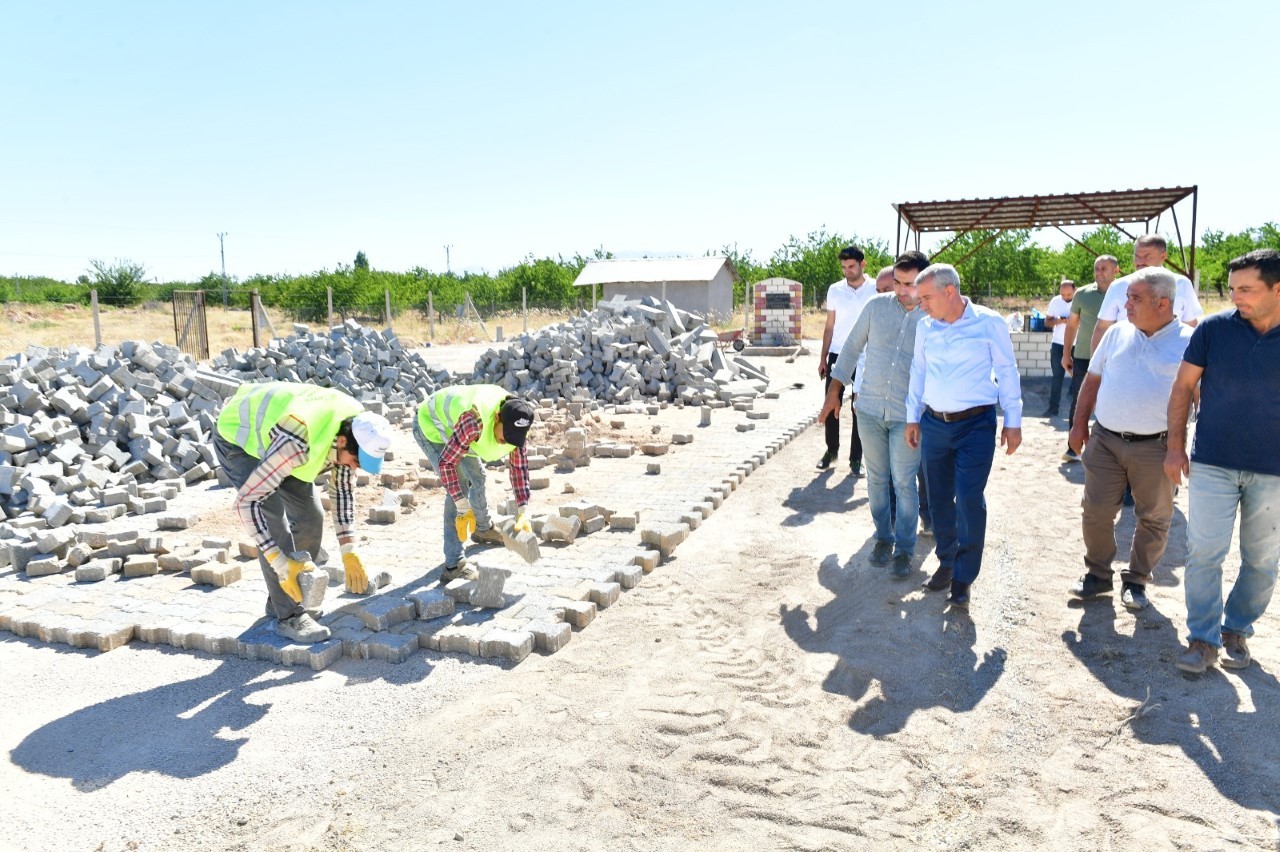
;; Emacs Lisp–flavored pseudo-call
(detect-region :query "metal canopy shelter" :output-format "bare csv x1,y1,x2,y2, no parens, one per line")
892,185,1199,281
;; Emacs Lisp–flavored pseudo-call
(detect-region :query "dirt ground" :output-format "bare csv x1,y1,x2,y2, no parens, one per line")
3,347,1279,851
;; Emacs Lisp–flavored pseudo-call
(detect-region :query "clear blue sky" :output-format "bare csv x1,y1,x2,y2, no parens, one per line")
3,1,1276,283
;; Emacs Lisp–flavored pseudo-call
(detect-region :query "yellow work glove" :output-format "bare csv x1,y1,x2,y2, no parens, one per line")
267,549,316,604
342,549,369,595
514,510,532,535
453,497,476,542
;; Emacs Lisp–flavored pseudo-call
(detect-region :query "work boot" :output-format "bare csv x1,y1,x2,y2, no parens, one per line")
441,559,479,584
922,566,952,591
276,613,331,644
470,525,505,546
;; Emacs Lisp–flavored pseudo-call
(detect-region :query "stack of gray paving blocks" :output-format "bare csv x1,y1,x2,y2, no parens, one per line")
471,295,771,406
0,341,231,527
210,320,453,413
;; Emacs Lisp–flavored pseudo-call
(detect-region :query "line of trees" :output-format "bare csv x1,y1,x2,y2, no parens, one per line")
3,224,1276,315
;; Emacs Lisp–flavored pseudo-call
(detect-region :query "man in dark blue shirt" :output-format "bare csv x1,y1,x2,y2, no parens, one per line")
1166,249,1280,674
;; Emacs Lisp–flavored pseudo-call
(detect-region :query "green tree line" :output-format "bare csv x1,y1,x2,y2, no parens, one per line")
3,224,1276,314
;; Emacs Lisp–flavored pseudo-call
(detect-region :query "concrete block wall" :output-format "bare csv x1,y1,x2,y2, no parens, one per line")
1012,331,1053,378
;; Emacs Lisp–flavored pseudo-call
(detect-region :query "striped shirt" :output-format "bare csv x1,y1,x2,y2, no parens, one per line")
831,292,924,422
439,410,531,508
233,414,356,556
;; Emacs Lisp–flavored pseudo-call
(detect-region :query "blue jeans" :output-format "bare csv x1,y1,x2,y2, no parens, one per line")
413,419,491,568
1184,463,1280,646
920,407,997,584
858,412,920,556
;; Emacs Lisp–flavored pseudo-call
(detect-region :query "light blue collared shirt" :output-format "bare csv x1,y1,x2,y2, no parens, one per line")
906,298,1023,428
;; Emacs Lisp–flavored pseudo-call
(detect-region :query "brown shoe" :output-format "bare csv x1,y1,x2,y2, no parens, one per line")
922,566,953,592
1175,640,1218,674
1221,633,1251,670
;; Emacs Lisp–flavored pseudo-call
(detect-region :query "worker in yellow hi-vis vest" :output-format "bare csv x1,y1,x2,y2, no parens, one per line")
214,382,392,644
413,385,535,583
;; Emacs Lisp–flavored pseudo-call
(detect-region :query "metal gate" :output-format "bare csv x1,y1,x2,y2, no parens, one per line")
172,290,210,360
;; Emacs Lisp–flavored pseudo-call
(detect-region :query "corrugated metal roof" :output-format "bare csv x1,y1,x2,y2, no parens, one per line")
894,187,1195,233
573,256,738,287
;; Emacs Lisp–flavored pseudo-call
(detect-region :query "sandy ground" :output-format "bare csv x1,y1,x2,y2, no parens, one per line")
3,347,1279,851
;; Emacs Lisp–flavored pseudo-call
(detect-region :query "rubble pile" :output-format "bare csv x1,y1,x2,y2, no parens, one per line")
470,296,770,406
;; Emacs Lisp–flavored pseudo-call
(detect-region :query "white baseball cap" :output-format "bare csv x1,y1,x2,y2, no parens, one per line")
351,412,393,474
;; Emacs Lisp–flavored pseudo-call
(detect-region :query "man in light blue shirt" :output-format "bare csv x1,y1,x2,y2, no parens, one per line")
822,251,929,578
905,264,1023,609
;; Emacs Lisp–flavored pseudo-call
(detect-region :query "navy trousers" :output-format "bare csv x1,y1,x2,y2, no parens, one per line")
920,407,997,584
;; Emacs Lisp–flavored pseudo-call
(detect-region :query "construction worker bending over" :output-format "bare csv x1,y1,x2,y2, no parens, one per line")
214,381,392,643
414,385,535,583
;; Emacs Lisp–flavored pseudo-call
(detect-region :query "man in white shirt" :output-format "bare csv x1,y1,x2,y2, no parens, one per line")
905,264,1023,609
1090,234,1203,354
818,246,877,474
1068,268,1194,612
1040,279,1076,418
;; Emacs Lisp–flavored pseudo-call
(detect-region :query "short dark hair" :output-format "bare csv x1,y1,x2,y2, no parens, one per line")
1135,234,1168,253
1227,248,1280,286
837,246,865,262
893,250,929,274
337,417,359,454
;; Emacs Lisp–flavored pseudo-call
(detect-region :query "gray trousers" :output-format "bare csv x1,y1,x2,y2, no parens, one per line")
214,435,323,620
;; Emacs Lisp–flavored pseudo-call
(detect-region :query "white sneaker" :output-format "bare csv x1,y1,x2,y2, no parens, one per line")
276,612,331,643
1062,448,1081,463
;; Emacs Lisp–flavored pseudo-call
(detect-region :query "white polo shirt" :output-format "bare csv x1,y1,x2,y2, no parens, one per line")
1047,294,1072,346
824,278,877,356
1089,319,1195,435
1097,271,1204,325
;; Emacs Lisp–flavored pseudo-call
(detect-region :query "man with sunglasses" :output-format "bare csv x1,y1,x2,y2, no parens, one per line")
214,382,393,643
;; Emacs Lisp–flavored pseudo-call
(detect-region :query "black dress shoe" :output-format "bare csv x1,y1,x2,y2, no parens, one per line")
947,581,971,609
816,451,835,471
922,566,952,591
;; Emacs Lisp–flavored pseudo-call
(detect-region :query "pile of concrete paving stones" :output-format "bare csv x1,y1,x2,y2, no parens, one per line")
471,295,771,406
0,301,817,669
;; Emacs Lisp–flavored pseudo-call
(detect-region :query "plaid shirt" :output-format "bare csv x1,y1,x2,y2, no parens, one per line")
233,414,356,557
439,409,530,508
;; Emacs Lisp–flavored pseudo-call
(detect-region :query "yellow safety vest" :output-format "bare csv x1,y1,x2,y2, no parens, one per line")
417,384,516,462
216,382,363,482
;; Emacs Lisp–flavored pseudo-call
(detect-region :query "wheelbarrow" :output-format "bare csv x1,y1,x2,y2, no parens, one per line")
716,328,746,352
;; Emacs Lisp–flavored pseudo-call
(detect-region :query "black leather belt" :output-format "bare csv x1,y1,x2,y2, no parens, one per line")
925,404,993,423
1097,424,1167,442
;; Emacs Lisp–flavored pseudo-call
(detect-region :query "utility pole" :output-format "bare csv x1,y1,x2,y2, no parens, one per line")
444,244,453,274
217,232,228,308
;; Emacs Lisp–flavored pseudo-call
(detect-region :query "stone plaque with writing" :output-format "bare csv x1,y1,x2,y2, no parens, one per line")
764,293,792,309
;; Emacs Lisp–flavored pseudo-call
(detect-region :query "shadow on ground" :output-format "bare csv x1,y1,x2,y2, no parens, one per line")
780,553,1005,736
1063,601,1280,812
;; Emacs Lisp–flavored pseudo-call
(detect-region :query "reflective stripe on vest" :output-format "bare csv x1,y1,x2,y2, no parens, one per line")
417,384,516,462
216,382,364,482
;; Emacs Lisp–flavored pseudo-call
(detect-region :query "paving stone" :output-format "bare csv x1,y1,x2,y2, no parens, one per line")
610,564,644,589
541,514,581,544
479,628,533,662
527,620,572,653
368,506,397,524
122,555,160,577
348,631,419,664
25,554,66,577
559,599,597,629
155,513,198,530
608,512,639,531
356,594,417,631
75,558,123,583
408,588,455,621
470,566,512,608
633,548,660,573
190,563,242,587
298,568,328,612
640,522,690,558
587,581,621,609
435,623,487,656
